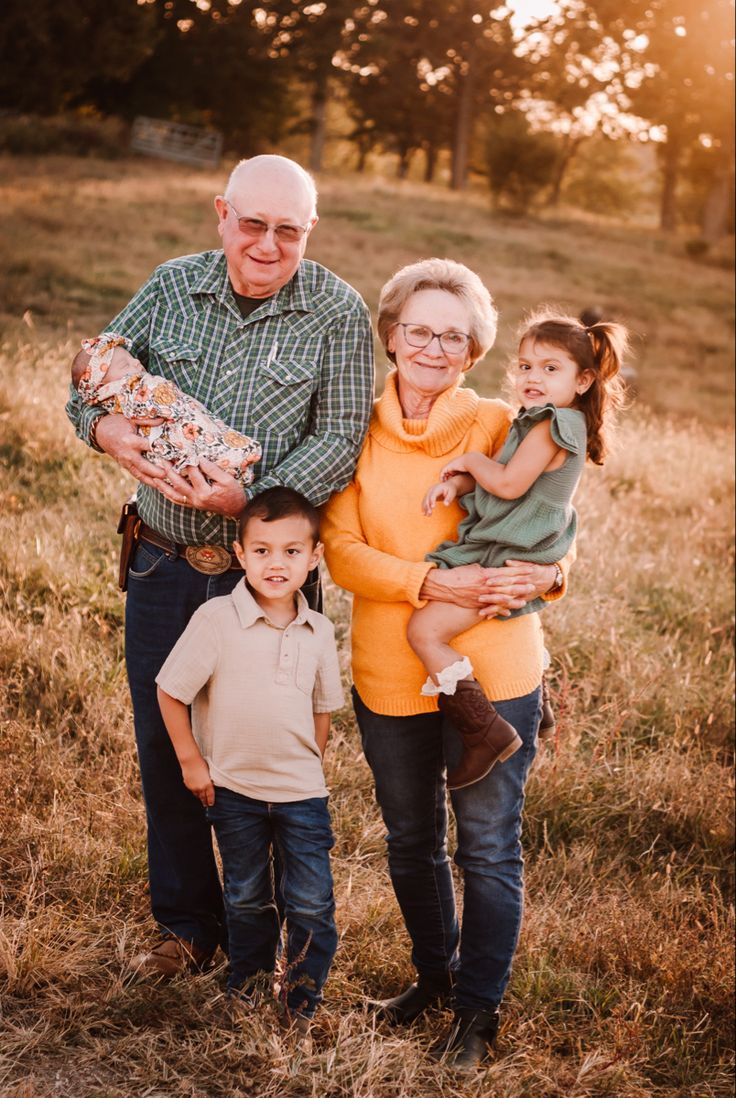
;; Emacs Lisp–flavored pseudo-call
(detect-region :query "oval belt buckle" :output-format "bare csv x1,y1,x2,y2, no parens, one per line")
184,544,232,575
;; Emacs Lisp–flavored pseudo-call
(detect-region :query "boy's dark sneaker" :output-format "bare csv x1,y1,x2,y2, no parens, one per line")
439,680,522,789
538,676,556,741
288,1014,313,1055
429,1007,500,1070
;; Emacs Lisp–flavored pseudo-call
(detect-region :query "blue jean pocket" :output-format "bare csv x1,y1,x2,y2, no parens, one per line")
128,541,169,580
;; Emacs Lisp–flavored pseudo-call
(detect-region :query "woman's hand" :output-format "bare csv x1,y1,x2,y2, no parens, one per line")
419,560,558,617
420,563,506,609
422,481,458,516
477,560,558,618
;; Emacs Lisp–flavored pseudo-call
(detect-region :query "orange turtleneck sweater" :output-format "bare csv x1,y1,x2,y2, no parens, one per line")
322,373,551,717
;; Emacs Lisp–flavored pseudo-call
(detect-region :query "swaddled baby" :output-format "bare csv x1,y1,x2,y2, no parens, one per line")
73,335,261,485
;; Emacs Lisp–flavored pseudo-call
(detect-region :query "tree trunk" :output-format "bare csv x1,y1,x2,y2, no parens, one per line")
548,133,583,207
701,165,733,242
356,140,369,173
451,48,476,191
424,143,437,184
659,135,681,232
309,92,327,174
397,146,412,179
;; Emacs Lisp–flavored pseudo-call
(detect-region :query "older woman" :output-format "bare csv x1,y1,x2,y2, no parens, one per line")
321,259,568,1069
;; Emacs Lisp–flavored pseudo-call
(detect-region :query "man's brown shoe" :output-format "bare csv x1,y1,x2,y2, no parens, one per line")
129,934,214,979
439,679,522,790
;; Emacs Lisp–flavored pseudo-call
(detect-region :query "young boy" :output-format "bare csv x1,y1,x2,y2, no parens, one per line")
156,487,343,1042
72,335,261,485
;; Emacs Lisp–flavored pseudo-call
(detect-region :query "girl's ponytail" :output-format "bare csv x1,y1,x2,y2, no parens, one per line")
580,321,628,464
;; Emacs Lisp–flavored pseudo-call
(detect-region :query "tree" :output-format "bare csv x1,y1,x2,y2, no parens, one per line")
623,0,735,232
120,0,292,153
268,0,357,172
341,0,526,188
485,110,559,212
338,0,456,179
0,0,156,114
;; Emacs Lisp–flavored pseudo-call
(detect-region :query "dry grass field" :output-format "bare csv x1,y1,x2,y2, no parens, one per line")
0,155,734,1097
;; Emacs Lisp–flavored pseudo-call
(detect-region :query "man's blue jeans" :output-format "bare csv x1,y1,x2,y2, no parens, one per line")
353,685,540,1012
124,538,321,954
207,787,337,1017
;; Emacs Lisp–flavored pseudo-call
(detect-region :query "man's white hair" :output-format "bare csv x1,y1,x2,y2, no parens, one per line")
224,155,318,219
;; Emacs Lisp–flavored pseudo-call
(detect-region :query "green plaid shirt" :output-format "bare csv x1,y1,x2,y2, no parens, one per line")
66,250,374,546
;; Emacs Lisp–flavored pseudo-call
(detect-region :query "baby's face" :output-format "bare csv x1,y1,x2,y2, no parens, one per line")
104,346,142,382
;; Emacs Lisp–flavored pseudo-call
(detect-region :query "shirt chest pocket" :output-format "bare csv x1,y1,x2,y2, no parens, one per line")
255,359,318,434
295,648,319,696
148,337,202,389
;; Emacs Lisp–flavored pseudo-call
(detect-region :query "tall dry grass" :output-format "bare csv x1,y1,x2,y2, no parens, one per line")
0,156,733,1096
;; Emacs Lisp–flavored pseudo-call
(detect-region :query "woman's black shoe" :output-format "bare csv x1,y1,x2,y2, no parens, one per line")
429,1008,500,1069
372,973,453,1025
538,675,556,741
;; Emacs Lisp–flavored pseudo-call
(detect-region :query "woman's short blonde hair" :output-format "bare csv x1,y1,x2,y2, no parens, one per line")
377,257,498,370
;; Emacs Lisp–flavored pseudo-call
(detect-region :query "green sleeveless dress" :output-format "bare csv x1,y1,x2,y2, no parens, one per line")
426,404,587,618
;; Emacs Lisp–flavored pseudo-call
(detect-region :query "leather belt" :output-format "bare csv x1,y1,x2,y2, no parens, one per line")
139,522,243,575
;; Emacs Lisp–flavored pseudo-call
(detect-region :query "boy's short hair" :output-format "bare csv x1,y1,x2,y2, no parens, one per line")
238,486,320,545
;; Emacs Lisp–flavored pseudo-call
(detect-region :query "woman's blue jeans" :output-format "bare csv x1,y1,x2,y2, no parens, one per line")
353,685,540,1012
207,787,337,1017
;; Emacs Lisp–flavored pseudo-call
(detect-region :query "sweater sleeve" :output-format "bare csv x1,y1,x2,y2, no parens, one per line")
321,481,435,609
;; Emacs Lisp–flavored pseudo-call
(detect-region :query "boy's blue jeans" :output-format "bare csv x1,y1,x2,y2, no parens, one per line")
207,787,337,1018
352,685,540,1013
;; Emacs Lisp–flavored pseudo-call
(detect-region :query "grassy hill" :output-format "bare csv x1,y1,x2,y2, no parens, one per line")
0,155,733,1097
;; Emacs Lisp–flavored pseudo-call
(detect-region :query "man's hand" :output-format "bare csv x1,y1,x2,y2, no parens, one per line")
164,459,247,519
95,414,189,504
181,756,215,807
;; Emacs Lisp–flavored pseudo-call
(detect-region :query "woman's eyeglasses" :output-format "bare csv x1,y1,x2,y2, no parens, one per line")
395,323,471,355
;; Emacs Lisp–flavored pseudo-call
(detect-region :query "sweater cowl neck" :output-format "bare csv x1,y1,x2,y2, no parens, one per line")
371,370,481,457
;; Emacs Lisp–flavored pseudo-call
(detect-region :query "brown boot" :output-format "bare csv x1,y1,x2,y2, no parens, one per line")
538,676,556,741
439,679,522,790
129,933,214,979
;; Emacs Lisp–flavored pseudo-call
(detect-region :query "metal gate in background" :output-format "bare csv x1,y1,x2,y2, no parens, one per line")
130,117,223,169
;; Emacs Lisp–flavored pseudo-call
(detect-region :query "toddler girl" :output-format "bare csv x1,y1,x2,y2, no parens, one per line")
73,335,261,485
407,310,628,789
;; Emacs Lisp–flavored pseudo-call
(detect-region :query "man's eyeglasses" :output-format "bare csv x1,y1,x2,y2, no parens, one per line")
395,323,471,355
225,200,312,244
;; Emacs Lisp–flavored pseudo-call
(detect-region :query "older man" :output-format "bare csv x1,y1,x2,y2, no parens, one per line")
66,155,374,976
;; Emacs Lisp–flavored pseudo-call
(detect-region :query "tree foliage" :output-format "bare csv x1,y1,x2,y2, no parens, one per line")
486,110,560,212
0,0,733,235
0,0,156,114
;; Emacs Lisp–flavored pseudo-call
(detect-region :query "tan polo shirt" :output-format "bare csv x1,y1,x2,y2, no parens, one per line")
156,580,344,803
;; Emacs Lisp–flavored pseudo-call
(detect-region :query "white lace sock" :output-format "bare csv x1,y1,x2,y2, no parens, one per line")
420,656,474,697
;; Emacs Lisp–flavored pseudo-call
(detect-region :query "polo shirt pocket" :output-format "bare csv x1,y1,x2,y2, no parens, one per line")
149,336,202,388
295,649,319,696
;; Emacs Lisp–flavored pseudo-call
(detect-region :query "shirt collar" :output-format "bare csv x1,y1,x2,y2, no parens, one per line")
231,578,314,631
190,251,315,316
